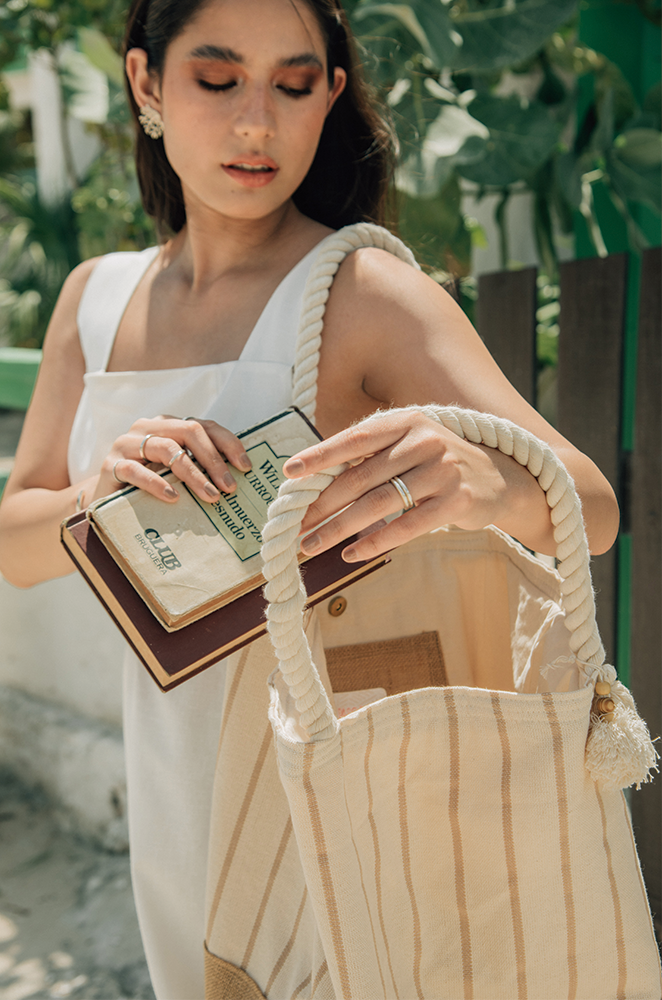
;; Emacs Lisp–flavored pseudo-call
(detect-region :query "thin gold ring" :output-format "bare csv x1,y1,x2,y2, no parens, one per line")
168,448,186,468
389,475,415,511
112,460,127,485
139,433,155,462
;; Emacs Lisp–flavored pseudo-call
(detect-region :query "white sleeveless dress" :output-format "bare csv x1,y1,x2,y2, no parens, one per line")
69,238,331,1000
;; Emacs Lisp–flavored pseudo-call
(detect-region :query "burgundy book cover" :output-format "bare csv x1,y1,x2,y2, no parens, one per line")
62,512,388,691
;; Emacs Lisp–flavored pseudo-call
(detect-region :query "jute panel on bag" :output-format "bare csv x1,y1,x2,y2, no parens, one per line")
325,631,447,696
204,945,266,1000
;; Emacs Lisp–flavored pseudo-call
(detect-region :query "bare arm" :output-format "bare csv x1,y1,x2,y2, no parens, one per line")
293,249,619,559
0,260,100,585
0,262,252,588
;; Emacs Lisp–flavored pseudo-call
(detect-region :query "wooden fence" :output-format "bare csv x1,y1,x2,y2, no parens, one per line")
476,246,661,922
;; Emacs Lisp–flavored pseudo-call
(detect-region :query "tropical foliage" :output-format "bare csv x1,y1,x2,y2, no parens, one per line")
347,0,661,276
0,0,659,346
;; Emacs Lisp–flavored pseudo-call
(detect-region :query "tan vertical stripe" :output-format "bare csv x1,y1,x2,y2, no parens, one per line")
312,959,329,997
491,693,527,1000
620,793,662,995
340,735,387,996
443,688,474,1000
216,645,251,759
302,743,352,998
206,723,273,939
398,696,424,1000
264,885,308,995
542,693,578,1000
594,785,627,999
366,707,400,999
291,971,312,999
242,817,293,969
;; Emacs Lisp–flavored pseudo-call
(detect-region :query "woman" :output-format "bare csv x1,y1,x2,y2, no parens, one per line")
0,0,618,996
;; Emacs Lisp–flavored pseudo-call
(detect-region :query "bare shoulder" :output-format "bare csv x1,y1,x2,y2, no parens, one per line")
326,246,462,341
322,245,469,367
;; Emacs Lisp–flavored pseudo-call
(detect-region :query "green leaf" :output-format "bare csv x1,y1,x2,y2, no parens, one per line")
450,0,578,73
396,103,489,196
456,94,562,186
78,26,123,87
356,0,579,74
58,46,108,123
613,128,662,169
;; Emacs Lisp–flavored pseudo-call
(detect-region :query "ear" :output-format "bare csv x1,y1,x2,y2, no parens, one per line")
125,48,163,112
326,67,347,116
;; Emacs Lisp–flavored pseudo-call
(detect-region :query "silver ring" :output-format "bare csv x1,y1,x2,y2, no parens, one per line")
139,433,155,462
167,448,186,469
389,475,415,511
112,460,127,485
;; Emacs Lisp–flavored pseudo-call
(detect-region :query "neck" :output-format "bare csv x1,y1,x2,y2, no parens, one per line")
159,199,318,292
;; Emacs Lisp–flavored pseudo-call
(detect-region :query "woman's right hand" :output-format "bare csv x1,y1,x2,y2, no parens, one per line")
92,416,252,506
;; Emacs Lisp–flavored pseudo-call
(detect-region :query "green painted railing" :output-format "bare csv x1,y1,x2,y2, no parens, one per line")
0,347,42,495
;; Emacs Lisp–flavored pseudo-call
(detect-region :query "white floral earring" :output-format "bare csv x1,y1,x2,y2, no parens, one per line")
138,104,164,139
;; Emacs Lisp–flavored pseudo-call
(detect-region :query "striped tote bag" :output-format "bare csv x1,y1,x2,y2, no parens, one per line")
247,405,660,1000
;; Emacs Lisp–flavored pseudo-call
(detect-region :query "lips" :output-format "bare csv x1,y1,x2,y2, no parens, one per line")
222,156,279,188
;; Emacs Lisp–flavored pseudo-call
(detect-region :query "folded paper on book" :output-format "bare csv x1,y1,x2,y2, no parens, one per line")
87,408,320,631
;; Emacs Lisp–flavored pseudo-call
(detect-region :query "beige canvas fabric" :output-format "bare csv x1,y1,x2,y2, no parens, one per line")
205,525,660,999
203,226,660,999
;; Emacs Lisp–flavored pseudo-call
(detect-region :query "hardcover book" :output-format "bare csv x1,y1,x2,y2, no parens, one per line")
86,408,322,631
61,408,389,690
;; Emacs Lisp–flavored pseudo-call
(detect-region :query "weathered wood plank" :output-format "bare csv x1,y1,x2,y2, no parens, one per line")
476,268,538,405
629,245,661,918
557,254,628,662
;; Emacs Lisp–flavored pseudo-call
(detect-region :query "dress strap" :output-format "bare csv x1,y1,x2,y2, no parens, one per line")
76,247,160,373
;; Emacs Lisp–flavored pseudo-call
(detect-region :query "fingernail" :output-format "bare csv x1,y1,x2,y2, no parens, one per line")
237,453,251,472
222,474,236,491
284,459,304,476
204,481,220,497
164,485,179,500
301,533,320,554
342,546,357,562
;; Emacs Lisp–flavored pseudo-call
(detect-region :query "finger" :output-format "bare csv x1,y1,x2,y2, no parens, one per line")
187,420,252,474
138,419,251,490
283,417,408,478
106,458,180,503
142,433,235,496
300,450,420,533
339,499,444,562
300,473,423,556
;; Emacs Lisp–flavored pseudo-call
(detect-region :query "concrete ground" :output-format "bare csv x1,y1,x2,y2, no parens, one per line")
0,771,154,1000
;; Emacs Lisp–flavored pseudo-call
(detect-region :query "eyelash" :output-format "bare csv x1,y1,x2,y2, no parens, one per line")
197,79,312,98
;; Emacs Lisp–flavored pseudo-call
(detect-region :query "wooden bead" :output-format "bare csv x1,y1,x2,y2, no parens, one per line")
602,712,615,722
595,681,611,696
595,697,616,714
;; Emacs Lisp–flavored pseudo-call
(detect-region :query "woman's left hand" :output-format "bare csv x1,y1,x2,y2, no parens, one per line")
283,409,549,562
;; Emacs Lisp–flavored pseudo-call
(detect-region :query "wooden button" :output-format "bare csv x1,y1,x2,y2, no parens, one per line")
328,595,347,617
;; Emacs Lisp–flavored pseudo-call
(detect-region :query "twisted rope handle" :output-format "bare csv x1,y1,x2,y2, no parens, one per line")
261,405,611,743
291,223,418,421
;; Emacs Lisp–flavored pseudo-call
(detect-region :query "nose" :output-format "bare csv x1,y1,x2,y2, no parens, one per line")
233,84,275,140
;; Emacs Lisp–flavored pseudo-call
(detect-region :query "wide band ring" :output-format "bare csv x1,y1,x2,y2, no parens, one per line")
112,460,127,485
168,448,186,469
139,433,155,462
389,475,416,511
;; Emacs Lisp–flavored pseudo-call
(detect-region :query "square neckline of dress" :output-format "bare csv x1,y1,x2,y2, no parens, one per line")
96,235,333,378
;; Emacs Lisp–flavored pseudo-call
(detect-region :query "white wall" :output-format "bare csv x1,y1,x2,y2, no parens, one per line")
0,572,124,726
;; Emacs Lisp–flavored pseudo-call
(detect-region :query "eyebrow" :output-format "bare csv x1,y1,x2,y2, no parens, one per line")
187,45,322,71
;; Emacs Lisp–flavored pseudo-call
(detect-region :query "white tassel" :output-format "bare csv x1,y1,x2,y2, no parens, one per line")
585,678,659,790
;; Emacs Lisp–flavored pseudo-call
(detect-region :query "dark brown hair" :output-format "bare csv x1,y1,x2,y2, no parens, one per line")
123,0,395,235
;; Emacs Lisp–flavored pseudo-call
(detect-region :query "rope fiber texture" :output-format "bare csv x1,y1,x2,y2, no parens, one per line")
262,225,657,789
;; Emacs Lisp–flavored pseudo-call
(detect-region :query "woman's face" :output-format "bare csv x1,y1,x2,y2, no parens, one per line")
128,0,346,224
